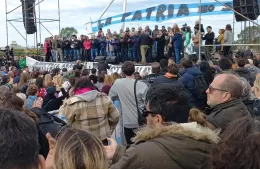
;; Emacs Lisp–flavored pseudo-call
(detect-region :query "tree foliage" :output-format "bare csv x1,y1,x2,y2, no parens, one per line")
235,26,260,44
60,27,78,38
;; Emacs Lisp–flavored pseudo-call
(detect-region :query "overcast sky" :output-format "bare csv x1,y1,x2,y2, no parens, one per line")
0,0,258,47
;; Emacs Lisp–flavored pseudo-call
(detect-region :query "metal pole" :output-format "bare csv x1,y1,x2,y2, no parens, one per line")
214,0,260,27
38,0,42,48
249,21,251,45
8,21,26,40
6,5,22,14
58,0,61,35
198,0,202,61
99,0,115,19
5,0,9,46
40,23,54,36
232,13,235,43
23,0,28,48
121,0,127,30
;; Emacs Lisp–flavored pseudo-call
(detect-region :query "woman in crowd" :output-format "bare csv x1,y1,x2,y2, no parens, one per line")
106,34,114,57
212,116,260,169
83,36,92,62
91,35,99,61
199,61,214,85
216,29,225,54
42,82,67,112
251,75,260,116
18,72,29,93
99,32,107,56
36,77,47,98
44,38,52,62
240,77,255,115
184,26,192,59
156,30,166,62
172,26,183,64
101,75,113,95
59,76,119,144
25,84,38,109
223,24,233,57
111,34,120,61
153,63,179,85
112,72,120,84
44,74,52,87
46,128,108,169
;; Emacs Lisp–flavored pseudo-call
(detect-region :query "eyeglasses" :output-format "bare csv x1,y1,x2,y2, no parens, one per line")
143,110,158,117
208,85,229,93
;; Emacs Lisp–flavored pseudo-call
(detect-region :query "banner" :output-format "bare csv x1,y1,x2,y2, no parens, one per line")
92,1,233,32
26,57,152,75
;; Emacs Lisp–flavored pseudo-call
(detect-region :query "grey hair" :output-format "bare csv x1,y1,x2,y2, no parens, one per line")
239,77,255,100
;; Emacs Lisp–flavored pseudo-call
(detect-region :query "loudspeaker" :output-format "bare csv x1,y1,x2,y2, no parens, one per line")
21,0,37,34
233,0,260,22
106,56,117,64
94,56,106,62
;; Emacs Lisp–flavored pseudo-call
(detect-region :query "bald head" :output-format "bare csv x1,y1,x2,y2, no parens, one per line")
151,62,160,74
216,74,243,99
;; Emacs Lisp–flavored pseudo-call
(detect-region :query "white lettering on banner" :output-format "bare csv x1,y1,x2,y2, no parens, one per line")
26,57,152,75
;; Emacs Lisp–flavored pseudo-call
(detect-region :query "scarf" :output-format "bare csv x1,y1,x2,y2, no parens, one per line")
165,72,177,79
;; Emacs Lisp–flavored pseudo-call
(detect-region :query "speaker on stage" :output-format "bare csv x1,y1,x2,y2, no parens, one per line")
233,0,260,22
94,56,106,62
21,0,37,34
106,56,117,64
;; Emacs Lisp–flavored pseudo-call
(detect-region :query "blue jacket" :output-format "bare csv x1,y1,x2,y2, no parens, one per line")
111,38,120,50
97,36,106,48
173,33,183,49
26,95,38,109
179,66,206,108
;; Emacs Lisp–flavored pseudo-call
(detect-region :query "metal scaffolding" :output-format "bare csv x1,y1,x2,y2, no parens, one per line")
5,0,61,56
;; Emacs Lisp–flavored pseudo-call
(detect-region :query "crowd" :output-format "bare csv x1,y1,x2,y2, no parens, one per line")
43,21,233,65
2,19,260,169
1,45,260,169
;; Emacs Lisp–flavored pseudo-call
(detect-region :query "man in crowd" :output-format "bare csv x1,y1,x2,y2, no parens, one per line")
139,31,152,65
159,59,168,75
52,35,63,62
203,26,215,54
143,62,161,84
106,84,216,169
235,59,255,86
62,37,71,61
109,61,148,144
73,60,83,71
218,57,236,74
71,35,81,61
206,74,251,131
0,108,46,169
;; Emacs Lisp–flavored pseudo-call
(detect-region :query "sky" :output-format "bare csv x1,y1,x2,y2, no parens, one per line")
0,0,258,47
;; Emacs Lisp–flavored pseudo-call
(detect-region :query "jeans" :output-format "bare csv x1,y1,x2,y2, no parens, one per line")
72,49,80,61
100,47,106,56
63,49,71,61
146,47,152,63
51,50,56,62
133,47,139,62
174,47,181,64
91,48,98,61
121,47,128,62
154,41,157,54
194,46,199,60
129,48,133,61
84,49,91,62
113,49,119,63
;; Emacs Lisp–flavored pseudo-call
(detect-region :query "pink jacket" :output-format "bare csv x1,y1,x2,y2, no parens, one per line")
83,40,92,50
44,42,49,54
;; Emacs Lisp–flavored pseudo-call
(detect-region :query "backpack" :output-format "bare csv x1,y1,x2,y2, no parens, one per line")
192,75,208,100
30,107,66,158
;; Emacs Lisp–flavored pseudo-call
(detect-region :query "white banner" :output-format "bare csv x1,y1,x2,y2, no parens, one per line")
26,57,152,75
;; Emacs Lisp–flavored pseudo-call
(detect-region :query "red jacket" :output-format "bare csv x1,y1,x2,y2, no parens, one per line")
83,40,92,50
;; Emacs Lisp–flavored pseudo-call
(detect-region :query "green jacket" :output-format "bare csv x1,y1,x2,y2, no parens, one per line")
19,58,27,69
185,32,191,47
110,123,220,169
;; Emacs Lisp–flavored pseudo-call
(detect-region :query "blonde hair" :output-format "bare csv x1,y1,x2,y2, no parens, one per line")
112,72,120,84
54,128,108,169
254,75,260,89
44,74,52,87
189,108,215,130
18,73,29,87
104,75,113,86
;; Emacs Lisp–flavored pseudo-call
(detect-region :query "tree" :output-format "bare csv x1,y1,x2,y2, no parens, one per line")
60,27,78,38
235,26,260,44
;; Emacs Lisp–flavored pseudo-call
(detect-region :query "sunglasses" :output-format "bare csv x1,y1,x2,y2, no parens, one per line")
208,85,228,93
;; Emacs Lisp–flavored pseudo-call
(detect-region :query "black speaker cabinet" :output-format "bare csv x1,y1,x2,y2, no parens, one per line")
233,0,260,21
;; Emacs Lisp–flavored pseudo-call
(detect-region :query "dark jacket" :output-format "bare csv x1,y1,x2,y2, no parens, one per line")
143,73,160,84
179,66,205,108
111,38,120,50
243,99,254,116
98,61,110,73
253,99,260,116
73,64,83,70
43,88,67,112
62,40,71,50
139,34,152,46
235,67,254,86
71,39,81,49
173,33,183,49
156,34,165,51
206,99,251,131
203,32,215,45
91,39,99,49
153,74,179,85
110,123,220,169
